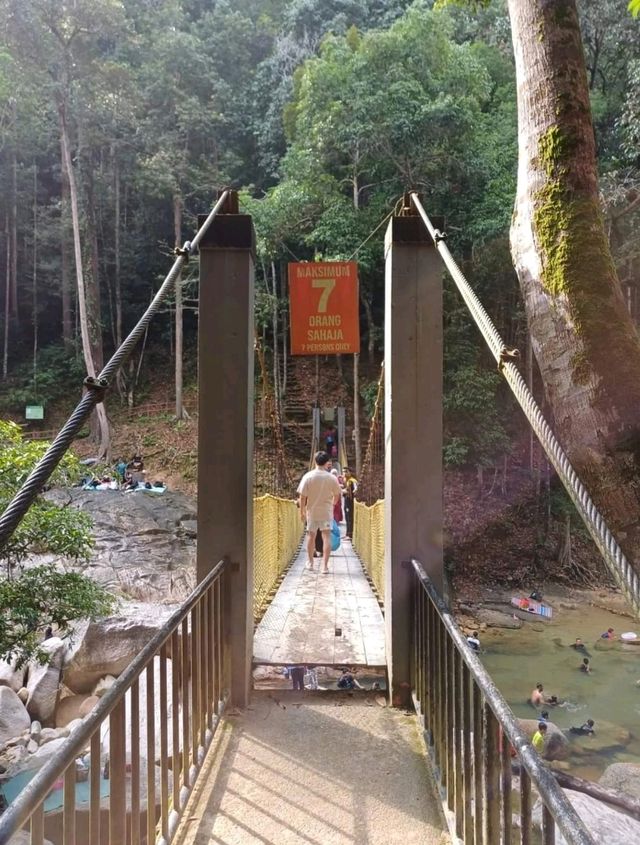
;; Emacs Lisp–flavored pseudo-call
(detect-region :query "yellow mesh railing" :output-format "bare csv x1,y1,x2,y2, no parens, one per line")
253,494,302,618
353,499,385,602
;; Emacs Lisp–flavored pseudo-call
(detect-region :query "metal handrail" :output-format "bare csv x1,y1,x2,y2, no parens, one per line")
0,559,228,845
410,557,595,845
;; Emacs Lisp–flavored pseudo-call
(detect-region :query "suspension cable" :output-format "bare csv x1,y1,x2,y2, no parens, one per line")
0,190,230,551
410,191,640,615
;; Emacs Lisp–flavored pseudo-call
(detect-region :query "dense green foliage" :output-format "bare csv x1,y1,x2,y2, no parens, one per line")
0,565,115,666
0,0,639,471
0,419,112,664
0,420,93,568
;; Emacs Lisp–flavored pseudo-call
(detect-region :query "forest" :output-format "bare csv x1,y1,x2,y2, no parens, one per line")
1,0,640,565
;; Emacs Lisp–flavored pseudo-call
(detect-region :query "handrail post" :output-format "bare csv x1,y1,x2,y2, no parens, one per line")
384,201,443,704
197,192,256,707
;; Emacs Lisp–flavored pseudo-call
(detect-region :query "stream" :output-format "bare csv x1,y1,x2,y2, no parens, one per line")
478,595,640,781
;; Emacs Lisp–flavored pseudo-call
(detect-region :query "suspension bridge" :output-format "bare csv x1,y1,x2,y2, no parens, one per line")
1,189,635,844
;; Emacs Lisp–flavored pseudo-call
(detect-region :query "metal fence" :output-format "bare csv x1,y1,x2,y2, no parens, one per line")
0,560,228,845
353,499,385,602
410,557,595,845
253,495,302,619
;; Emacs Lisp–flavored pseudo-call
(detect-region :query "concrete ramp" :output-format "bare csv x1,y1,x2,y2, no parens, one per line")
172,691,449,845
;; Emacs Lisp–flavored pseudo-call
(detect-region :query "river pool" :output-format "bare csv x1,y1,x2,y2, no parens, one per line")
478,594,640,780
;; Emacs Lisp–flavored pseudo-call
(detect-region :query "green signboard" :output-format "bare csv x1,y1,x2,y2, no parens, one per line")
25,405,44,420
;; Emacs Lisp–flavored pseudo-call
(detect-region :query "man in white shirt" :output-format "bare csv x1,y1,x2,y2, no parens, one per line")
297,451,341,573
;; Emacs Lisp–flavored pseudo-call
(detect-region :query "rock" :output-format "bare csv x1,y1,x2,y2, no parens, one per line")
519,719,569,761
92,674,116,697
62,602,178,693
599,762,640,801
55,694,94,727
30,721,42,742
16,687,28,704
27,739,38,753
41,488,197,602
25,638,66,725
18,737,69,773
476,608,522,629
0,658,26,693
0,687,31,744
534,789,640,844
79,695,99,718
66,718,83,735
39,727,60,745
100,655,173,760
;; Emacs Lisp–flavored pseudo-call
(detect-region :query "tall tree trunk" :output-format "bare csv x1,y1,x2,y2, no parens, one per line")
114,152,122,349
60,138,73,349
361,293,375,364
508,0,640,562
174,193,185,420
354,352,362,476
32,163,38,389
58,98,110,458
83,158,104,372
9,128,18,318
2,215,9,379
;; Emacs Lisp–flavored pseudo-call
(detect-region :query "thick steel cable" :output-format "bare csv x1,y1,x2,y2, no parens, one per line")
410,192,640,616
0,190,230,551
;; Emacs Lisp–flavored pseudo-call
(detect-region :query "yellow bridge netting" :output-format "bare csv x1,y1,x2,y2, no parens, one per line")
353,499,385,602
253,494,302,619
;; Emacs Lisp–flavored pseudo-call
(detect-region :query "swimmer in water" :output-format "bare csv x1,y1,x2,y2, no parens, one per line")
570,719,595,736
600,627,616,640
571,637,591,657
530,683,545,707
579,657,591,674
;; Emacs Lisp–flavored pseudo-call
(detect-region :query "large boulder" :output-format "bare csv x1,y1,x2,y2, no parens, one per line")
519,718,569,761
55,694,98,727
599,762,640,801
7,832,54,845
534,789,640,844
25,638,66,725
0,659,26,693
62,602,177,693
0,687,31,744
475,607,522,629
40,489,197,602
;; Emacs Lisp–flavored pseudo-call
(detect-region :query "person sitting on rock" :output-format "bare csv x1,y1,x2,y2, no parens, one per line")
123,472,138,491
466,631,481,652
532,722,547,753
337,668,363,690
570,719,595,736
539,710,550,723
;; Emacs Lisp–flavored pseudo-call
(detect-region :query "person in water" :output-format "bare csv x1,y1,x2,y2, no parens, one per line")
601,627,616,640
580,657,591,674
539,710,550,723
571,637,591,657
570,719,595,736
531,683,545,707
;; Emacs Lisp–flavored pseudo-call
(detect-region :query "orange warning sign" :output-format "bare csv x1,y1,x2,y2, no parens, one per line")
288,261,360,356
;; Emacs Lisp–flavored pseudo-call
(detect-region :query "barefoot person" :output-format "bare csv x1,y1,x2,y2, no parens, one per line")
297,451,341,573
531,683,545,707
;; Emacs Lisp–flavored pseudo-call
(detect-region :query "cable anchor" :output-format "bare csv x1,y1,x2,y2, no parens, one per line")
498,347,520,371
83,376,109,396
173,241,192,262
434,230,447,244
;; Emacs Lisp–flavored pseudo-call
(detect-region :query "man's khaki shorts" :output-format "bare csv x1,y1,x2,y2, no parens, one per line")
306,518,332,533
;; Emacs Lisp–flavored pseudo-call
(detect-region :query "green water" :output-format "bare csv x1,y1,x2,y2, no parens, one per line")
479,599,640,780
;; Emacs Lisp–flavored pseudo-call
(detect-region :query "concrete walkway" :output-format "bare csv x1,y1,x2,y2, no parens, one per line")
173,691,450,845
253,537,385,667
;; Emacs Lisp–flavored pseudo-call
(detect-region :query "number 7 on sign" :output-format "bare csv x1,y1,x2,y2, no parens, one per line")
312,277,336,313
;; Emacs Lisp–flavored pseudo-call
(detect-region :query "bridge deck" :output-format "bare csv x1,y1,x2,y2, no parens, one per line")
253,537,386,667
173,691,449,845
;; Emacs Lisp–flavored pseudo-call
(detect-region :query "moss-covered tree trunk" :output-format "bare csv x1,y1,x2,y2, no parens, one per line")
508,0,640,560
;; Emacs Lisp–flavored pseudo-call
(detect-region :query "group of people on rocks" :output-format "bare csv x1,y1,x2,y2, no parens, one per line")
285,664,380,692
297,450,357,573
84,454,166,492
